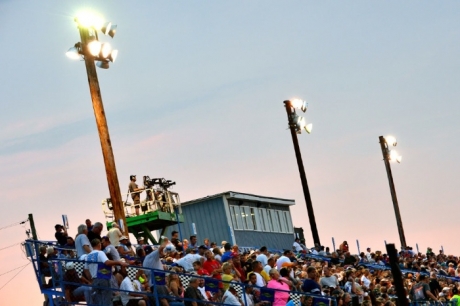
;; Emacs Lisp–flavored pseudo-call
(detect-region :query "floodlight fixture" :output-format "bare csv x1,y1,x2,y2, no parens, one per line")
385,135,397,147
96,61,110,69
291,98,308,112
66,46,81,60
100,43,112,58
305,123,313,134
108,49,118,63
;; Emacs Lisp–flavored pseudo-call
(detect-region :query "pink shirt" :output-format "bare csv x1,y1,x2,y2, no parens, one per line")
267,279,290,306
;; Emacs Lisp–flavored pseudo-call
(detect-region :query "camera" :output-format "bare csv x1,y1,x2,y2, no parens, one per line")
143,176,176,190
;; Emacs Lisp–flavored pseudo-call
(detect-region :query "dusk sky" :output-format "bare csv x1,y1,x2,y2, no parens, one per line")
1,1,460,304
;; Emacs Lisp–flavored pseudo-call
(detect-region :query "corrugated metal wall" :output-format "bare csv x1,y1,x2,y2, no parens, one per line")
165,196,231,244
234,231,294,251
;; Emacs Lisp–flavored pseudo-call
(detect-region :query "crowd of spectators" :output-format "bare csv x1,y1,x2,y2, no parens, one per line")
38,221,460,306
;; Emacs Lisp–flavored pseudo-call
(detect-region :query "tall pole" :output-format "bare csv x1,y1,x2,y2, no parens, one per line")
284,101,320,246
28,213,38,240
379,136,406,249
78,26,128,236
386,243,408,306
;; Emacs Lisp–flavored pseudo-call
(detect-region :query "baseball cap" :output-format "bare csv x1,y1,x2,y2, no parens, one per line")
120,236,129,241
65,262,75,270
165,244,176,253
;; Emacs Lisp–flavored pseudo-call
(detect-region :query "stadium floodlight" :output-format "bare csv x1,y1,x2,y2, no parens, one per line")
283,99,320,247
65,13,128,236
378,135,406,249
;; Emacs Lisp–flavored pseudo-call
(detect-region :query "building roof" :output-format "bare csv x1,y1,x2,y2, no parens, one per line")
181,191,295,207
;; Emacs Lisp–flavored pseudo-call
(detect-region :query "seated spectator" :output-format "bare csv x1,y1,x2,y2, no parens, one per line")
222,262,238,290
222,284,243,306
120,270,148,306
301,266,321,295
65,236,75,249
63,262,92,303
213,247,222,262
102,236,121,261
203,238,211,249
221,243,234,263
189,235,199,250
184,276,206,306
118,236,135,257
193,260,210,276
167,267,185,299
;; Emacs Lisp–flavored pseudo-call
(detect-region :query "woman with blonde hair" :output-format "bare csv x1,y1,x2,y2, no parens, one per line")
166,267,184,299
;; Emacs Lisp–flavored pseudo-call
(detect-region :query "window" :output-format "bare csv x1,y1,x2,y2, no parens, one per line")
229,206,243,230
268,210,278,232
250,208,258,231
259,208,267,231
230,205,293,233
284,211,293,233
277,211,287,233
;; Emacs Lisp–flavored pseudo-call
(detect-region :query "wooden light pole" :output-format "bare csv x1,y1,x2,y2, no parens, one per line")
284,100,321,247
379,136,406,249
76,24,128,236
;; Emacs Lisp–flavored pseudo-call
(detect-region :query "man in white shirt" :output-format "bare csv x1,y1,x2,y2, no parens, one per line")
222,285,243,306
75,224,92,259
176,248,204,272
264,256,276,275
256,246,268,266
84,239,128,306
120,274,147,306
142,243,170,286
276,250,293,270
107,222,123,247
293,238,303,253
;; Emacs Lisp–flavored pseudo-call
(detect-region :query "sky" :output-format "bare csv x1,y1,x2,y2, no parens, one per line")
1,0,460,304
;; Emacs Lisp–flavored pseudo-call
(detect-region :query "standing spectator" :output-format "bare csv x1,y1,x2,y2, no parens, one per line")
276,250,293,270
65,237,75,249
129,175,144,216
267,269,290,306
85,219,93,231
202,250,223,290
177,248,204,272
256,247,269,266
203,238,211,249
84,238,128,305
212,248,222,262
221,243,234,263
429,271,442,297
75,224,92,259
184,277,206,306
171,231,184,252
87,222,103,242
339,241,349,253
143,243,171,285
264,256,276,275
107,221,123,247
189,235,199,250
55,224,68,246
410,275,438,302
102,236,121,261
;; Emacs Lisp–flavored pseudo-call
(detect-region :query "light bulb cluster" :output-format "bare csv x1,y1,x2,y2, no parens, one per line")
66,13,118,69
287,99,312,134
384,136,402,163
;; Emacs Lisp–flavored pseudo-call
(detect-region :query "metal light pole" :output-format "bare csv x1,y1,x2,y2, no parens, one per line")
379,136,406,249
67,17,128,236
284,100,320,247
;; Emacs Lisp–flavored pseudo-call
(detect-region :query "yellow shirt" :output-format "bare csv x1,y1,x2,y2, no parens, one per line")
222,274,234,291
261,270,271,282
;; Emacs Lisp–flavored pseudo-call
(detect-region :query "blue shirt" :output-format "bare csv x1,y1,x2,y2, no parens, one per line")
302,278,321,294
221,251,233,263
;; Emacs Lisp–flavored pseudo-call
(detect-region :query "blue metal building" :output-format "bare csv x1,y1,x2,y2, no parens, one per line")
165,191,296,250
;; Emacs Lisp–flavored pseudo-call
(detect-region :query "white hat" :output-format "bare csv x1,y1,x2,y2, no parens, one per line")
120,236,129,241
65,262,75,270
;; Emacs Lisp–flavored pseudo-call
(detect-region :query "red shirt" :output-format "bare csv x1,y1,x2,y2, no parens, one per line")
196,268,210,276
203,259,222,288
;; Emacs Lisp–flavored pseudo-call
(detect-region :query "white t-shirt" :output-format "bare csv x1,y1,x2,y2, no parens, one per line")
84,250,109,278
76,234,92,258
198,286,209,301
254,272,266,287
223,289,241,306
120,276,142,306
143,249,164,285
276,256,291,270
176,254,203,272
293,242,303,252
256,254,268,266
263,264,272,275
361,275,371,288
